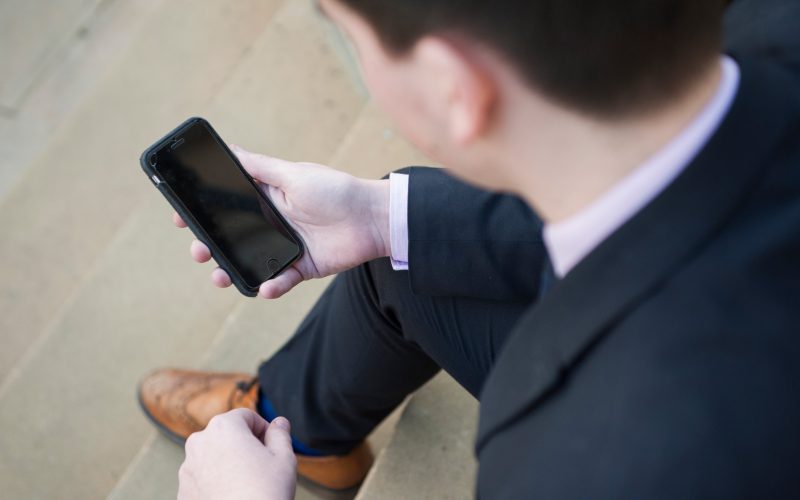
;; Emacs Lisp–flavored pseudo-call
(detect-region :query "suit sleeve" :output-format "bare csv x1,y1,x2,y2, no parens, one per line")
404,166,546,301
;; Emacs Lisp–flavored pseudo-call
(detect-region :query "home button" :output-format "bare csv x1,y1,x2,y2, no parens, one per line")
267,258,280,273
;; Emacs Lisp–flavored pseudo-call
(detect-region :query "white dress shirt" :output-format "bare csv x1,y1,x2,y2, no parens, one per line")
389,56,740,279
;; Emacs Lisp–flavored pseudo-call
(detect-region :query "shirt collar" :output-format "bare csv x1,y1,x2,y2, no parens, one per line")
543,56,741,279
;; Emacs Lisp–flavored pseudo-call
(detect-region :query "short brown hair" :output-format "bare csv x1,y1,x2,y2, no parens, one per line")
336,0,726,117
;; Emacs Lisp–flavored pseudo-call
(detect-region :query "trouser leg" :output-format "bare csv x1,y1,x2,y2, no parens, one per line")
258,258,530,455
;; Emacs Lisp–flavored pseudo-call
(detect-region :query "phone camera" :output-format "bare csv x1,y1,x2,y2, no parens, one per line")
149,154,158,167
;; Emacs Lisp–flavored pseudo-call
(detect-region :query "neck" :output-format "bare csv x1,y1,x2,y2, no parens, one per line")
495,58,723,224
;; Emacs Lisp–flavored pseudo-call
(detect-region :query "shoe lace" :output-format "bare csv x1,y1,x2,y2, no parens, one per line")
235,376,258,394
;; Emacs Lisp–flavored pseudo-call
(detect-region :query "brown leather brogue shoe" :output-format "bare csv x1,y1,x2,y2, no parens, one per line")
138,368,374,491
138,368,258,443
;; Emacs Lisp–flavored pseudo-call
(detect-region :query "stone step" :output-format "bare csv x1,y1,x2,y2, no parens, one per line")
0,196,243,500
107,99,431,500
326,101,431,172
0,0,288,389
0,0,105,110
356,374,479,500
0,0,166,200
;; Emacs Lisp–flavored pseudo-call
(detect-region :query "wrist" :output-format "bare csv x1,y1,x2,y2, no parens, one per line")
363,179,391,259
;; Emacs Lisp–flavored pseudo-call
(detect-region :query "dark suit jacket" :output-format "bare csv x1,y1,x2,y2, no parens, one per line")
474,57,800,499
726,0,800,77
402,13,800,499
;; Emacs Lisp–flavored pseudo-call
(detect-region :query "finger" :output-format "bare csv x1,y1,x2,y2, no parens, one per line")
211,267,232,288
190,240,212,263
265,416,293,454
173,212,187,228
177,462,198,500
225,408,269,442
230,145,291,187
259,267,304,299
184,431,201,454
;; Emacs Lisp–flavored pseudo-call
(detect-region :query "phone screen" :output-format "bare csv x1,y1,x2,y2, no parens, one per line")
152,121,301,289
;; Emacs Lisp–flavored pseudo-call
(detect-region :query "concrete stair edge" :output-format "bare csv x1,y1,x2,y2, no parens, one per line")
0,0,168,202
355,373,479,500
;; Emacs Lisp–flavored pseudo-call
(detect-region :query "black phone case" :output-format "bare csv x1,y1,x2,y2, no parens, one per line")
139,117,304,297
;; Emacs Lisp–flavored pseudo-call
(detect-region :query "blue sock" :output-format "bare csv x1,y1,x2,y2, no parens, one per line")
258,394,326,457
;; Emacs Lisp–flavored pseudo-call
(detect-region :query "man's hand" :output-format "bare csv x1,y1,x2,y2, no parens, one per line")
178,409,297,500
175,146,391,298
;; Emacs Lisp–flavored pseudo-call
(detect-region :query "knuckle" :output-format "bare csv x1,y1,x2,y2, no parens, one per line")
206,412,232,431
184,431,201,451
229,408,249,418
207,412,225,427
205,417,220,431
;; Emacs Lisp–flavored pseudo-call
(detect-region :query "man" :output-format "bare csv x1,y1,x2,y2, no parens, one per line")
139,0,800,498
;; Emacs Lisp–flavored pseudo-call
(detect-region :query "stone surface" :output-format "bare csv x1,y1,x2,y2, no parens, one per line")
0,0,166,199
0,0,285,389
356,374,479,500
0,197,242,500
106,434,185,500
0,0,104,109
204,0,367,164
328,102,432,175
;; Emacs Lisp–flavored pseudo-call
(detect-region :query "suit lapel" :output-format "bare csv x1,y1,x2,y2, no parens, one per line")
476,57,800,452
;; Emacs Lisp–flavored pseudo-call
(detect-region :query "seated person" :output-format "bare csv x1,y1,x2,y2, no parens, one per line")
139,0,800,498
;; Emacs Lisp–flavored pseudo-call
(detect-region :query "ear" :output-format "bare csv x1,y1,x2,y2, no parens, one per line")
413,37,496,144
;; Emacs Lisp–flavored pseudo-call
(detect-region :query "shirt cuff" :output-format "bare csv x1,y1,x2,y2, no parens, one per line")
389,173,410,271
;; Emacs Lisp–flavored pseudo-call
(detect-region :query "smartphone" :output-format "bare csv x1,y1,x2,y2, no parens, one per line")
140,117,304,297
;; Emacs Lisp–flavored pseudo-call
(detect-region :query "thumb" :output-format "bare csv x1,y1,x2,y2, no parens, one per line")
265,417,294,454
259,267,304,299
230,145,291,187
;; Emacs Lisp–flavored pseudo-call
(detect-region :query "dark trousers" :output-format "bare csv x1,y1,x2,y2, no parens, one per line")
258,258,531,455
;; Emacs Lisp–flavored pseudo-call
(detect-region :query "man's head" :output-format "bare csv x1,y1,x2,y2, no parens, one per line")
319,0,726,197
